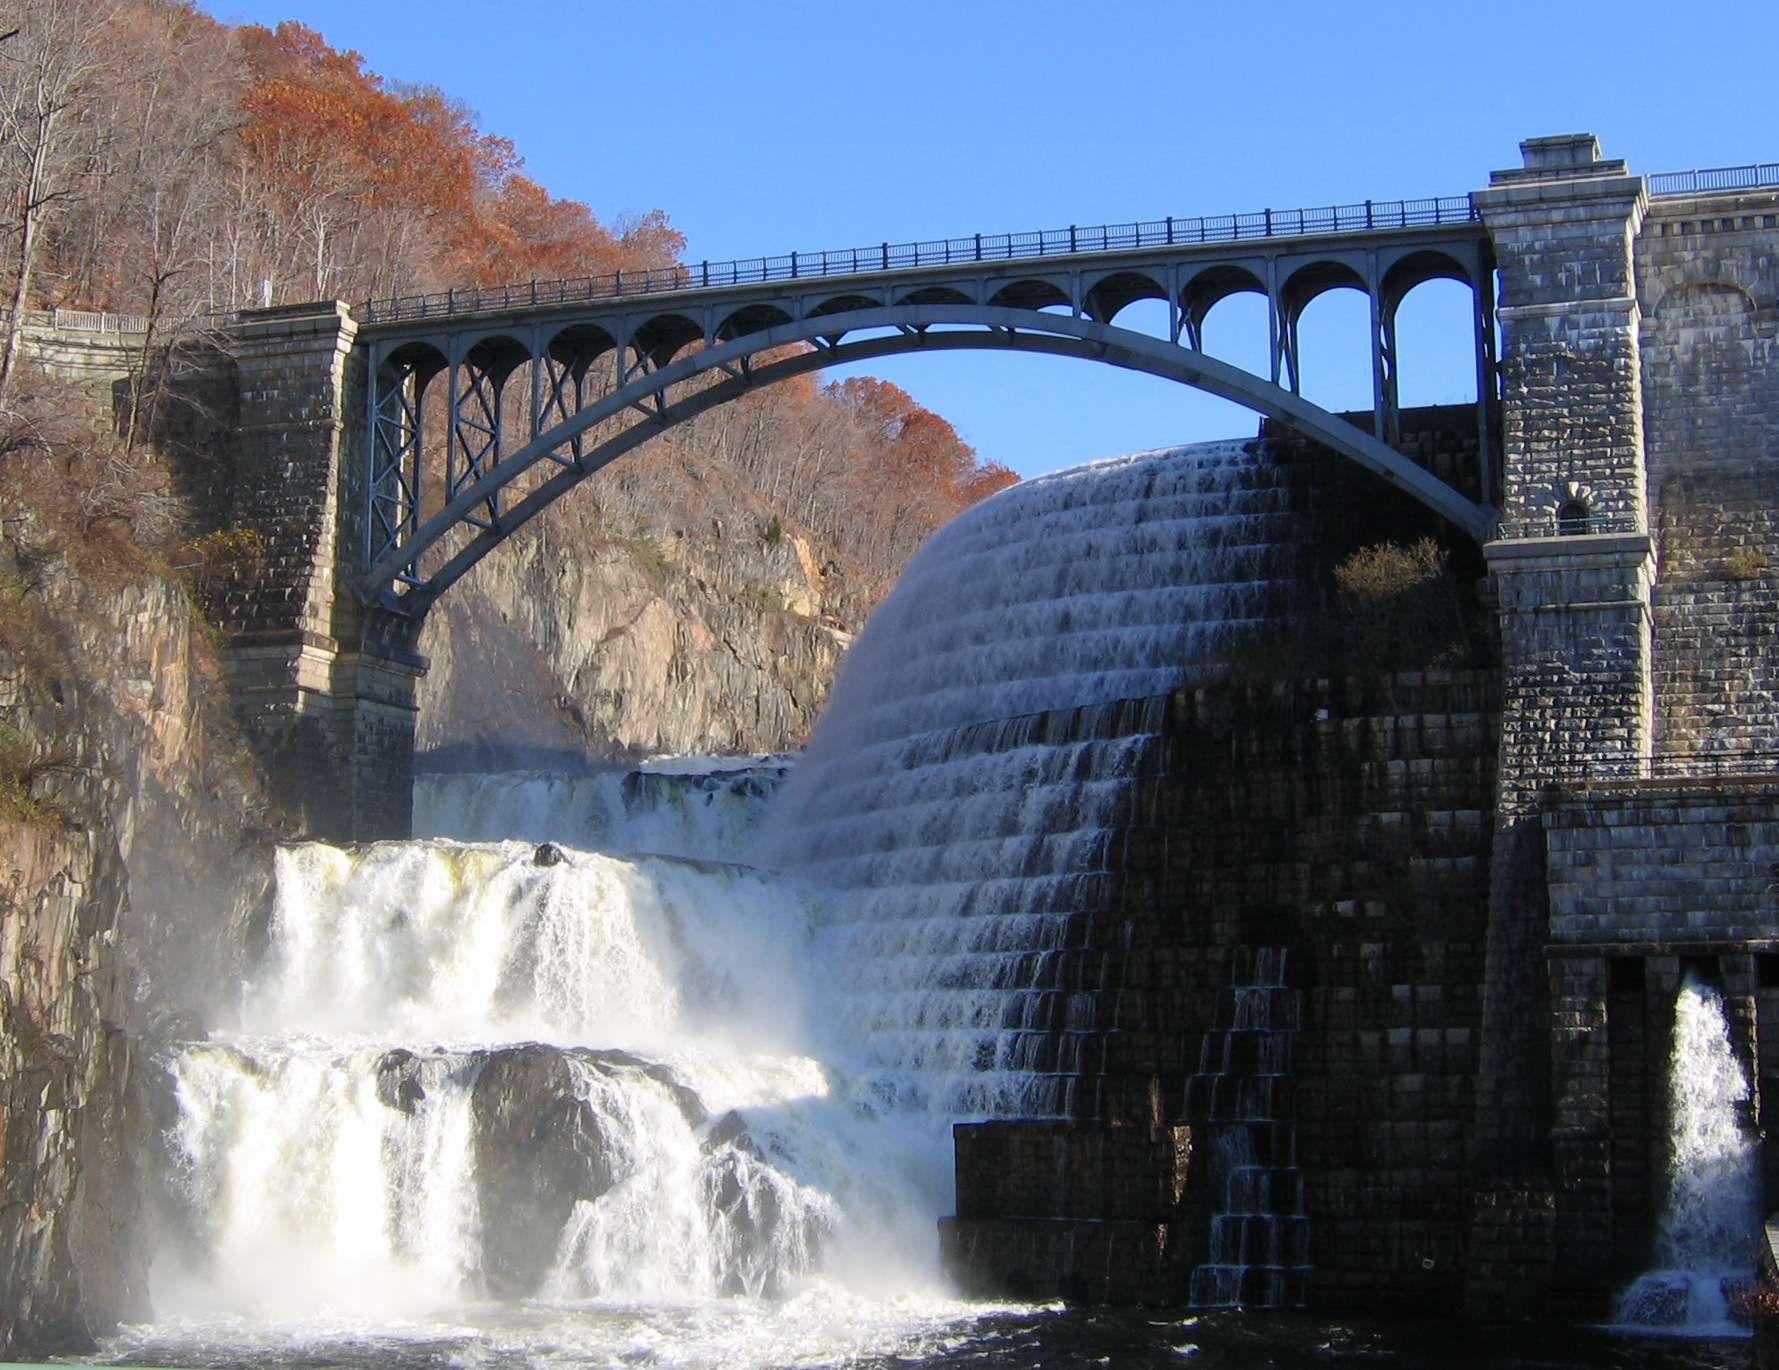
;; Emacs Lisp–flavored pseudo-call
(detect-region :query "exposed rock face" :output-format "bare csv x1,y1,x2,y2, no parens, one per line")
417,490,855,768
0,820,135,1351
0,539,269,1353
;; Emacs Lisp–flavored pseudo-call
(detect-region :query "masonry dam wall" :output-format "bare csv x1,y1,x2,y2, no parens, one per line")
936,145,1779,1318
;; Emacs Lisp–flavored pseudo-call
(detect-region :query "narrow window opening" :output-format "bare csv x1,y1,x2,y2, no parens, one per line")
1609,957,1646,994
1556,499,1591,536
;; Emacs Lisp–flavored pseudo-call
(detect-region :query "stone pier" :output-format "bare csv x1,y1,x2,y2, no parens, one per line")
215,302,420,840
1464,135,1659,1318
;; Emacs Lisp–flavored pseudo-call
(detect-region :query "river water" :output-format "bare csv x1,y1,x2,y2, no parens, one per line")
89,1302,1749,1370
80,445,1756,1369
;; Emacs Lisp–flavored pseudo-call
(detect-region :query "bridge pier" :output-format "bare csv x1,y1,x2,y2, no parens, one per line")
218,301,419,841
1467,135,1658,1317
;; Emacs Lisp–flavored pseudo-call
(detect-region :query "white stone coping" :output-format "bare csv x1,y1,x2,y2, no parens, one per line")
1483,531,1653,564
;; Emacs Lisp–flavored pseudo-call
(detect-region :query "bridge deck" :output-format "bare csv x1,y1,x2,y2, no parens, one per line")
359,194,1480,331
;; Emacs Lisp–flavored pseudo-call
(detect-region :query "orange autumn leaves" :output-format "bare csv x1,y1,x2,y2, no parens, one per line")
234,21,682,296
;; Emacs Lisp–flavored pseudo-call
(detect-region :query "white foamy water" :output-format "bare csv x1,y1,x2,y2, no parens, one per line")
1613,972,1760,1338
237,841,812,1049
159,837,946,1322
772,442,1301,764
414,756,787,860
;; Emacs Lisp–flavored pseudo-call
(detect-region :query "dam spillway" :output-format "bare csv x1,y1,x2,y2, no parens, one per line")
757,441,1314,1119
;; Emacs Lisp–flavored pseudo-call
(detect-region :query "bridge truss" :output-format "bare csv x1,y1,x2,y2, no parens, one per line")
355,198,1499,619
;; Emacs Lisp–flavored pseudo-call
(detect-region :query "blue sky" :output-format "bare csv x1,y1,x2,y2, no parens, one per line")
199,0,1779,477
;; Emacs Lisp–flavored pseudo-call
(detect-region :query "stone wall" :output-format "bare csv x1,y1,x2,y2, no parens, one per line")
207,304,421,839
1637,192,1779,492
1637,191,1779,763
1545,780,1779,947
1651,481,1779,763
1076,671,1501,1312
1524,777,1779,1314
941,1122,1195,1305
8,311,143,418
1476,135,1649,537
1463,141,1661,1314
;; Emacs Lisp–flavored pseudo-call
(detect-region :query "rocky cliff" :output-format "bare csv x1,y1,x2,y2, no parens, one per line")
417,452,857,768
0,403,270,1353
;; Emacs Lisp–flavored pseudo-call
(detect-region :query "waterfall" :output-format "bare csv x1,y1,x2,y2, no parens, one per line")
158,838,939,1317
1613,971,1760,1337
1184,947,1309,1309
758,441,1310,1117
414,755,787,859
154,439,1316,1336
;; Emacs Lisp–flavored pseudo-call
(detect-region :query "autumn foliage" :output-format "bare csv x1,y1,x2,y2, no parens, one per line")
0,0,1015,598
231,21,684,300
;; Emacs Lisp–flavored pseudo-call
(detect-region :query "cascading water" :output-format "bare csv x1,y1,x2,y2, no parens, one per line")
156,838,908,1321
1613,971,1760,1337
1184,948,1309,1309
759,442,1310,1117
128,440,1324,1366
414,755,787,860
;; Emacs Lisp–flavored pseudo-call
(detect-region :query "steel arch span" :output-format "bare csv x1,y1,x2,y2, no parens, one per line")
359,303,1498,620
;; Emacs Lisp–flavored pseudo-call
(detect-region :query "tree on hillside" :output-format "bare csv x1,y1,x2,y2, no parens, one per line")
827,376,1017,572
100,4,241,440
0,0,117,398
232,23,684,304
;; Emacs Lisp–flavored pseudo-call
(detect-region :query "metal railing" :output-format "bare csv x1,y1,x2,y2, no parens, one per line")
1648,162,1779,197
360,194,1480,325
18,307,150,335
1493,511,1643,540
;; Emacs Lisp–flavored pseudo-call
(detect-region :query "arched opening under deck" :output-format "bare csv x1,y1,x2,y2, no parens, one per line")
359,302,1498,620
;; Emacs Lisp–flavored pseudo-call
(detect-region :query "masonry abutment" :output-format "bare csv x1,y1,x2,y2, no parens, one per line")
1465,134,1660,1318
219,301,420,840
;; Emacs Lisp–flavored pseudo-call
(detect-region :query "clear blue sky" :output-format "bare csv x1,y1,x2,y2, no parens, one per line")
199,0,1779,477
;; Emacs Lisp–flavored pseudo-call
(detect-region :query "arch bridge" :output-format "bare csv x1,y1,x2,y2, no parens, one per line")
353,196,1500,622
211,134,1779,1323
223,134,1739,846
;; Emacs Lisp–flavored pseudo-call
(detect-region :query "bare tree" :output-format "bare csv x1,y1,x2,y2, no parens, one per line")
0,0,118,398
102,7,241,441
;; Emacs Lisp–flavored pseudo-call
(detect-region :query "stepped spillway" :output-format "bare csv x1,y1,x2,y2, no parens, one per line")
758,441,1312,1116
